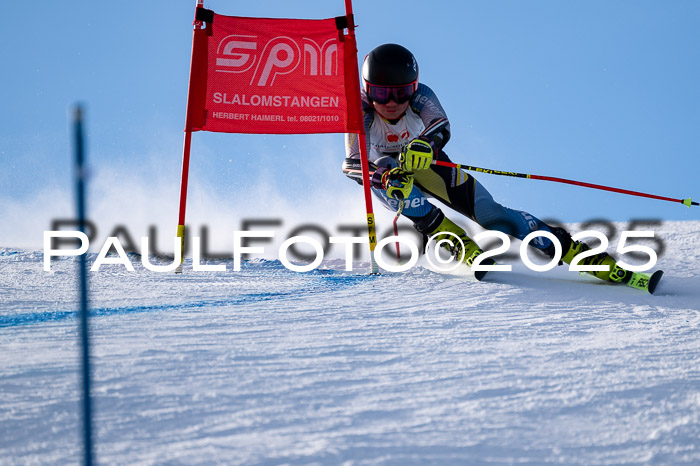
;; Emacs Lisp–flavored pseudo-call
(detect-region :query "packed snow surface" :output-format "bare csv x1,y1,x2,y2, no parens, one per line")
1,221,699,464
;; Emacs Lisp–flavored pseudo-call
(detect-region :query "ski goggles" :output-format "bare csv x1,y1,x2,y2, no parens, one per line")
365,81,417,104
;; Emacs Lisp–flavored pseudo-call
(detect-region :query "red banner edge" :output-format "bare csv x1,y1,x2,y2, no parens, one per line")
184,21,209,132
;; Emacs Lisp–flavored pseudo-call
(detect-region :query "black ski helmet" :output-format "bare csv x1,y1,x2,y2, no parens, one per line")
362,44,418,90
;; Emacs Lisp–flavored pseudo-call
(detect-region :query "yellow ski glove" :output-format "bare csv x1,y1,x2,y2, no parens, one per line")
381,167,414,200
400,138,433,172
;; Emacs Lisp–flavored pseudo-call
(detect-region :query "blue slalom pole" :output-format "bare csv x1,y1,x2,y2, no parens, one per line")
73,104,94,466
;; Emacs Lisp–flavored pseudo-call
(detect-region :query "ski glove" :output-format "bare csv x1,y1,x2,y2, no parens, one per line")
400,138,434,172
381,167,414,200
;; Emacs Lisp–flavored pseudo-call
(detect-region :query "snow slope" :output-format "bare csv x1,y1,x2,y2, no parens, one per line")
1,221,699,465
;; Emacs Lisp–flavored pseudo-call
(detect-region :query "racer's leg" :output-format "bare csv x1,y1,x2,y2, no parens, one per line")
413,151,624,281
471,178,554,252
472,179,628,281
413,149,555,252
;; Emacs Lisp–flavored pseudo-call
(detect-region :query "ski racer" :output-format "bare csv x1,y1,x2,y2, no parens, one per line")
343,43,647,288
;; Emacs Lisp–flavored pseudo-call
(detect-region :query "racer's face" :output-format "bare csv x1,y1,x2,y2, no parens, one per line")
372,99,409,120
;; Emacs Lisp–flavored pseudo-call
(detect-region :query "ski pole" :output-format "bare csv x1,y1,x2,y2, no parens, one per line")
419,117,697,207
432,160,698,207
392,197,404,262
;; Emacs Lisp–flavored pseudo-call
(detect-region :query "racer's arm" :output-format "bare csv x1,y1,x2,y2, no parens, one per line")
410,83,451,150
342,133,371,184
342,94,375,184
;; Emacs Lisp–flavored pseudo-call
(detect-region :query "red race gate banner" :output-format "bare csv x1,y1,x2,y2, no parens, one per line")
177,2,379,274
185,8,363,134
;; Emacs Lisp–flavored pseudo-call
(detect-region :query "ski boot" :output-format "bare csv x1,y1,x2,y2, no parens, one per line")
425,216,492,280
546,226,663,293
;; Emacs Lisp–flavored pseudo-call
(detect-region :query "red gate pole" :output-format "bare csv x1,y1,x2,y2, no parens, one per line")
176,130,192,270
175,0,206,272
344,0,379,273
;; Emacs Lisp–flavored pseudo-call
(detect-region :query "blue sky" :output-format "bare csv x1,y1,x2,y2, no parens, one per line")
2,1,699,249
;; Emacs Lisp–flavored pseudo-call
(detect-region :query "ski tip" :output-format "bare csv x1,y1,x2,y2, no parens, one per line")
474,257,496,281
648,270,664,294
